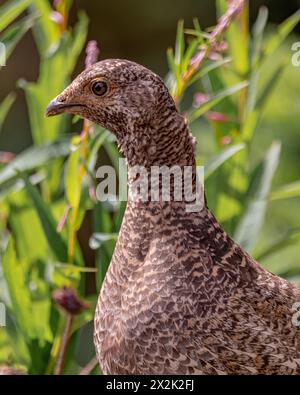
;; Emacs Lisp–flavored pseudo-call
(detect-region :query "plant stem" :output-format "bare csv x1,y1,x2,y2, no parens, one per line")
68,206,78,264
66,40,98,263
79,357,98,375
174,0,246,105
54,313,73,375
46,314,64,374
67,121,92,264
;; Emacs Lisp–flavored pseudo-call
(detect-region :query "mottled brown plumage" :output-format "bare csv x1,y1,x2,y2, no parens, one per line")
46,59,300,375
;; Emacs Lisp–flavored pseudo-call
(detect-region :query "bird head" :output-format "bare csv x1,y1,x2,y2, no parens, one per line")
45,59,176,138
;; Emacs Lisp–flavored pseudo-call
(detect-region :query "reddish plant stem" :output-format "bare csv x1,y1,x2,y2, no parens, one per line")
54,313,74,375
79,357,98,375
175,0,247,105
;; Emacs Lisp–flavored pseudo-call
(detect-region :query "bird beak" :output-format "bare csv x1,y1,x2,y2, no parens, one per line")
45,97,86,117
45,98,67,117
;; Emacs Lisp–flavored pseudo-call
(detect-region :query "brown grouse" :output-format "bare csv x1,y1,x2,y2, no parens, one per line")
46,59,300,375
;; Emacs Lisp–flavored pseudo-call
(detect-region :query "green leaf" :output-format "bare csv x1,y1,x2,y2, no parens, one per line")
215,193,241,223
166,47,180,88
0,307,31,365
0,13,38,66
244,7,268,117
64,11,89,77
242,62,286,142
181,38,199,74
2,237,35,339
184,29,205,39
114,200,127,231
0,139,70,188
29,0,60,53
92,203,114,289
189,81,248,122
175,19,185,68
255,228,300,262
9,205,49,264
71,295,96,335
103,138,121,174
0,0,31,33
54,263,97,273
87,128,110,171
21,12,88,146
193,17,202,33
270,180,300,201
65,147,81,209
251,6,268,69
217,0,249,75
264,9,300,57
234,141,281,253
187,57,231,87
204,143,245,179
256,61,286,109
21,174,68,263
0,93,15,133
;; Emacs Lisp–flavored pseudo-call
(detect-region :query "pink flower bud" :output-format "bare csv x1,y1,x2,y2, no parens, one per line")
206,111,230,122
56,205,70,233
53,287,89,315
49,11,64,26
190,49,206,68
0,151,15,163
85,41,100,69
220,135,232,145
0,366,26,375
194,93,210,106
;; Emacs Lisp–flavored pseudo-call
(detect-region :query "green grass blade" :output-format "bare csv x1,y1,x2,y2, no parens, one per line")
65,147,81,209
0,93,15,133
181,38,199,74
204,143,245,179
187,58,231,87
264,9,300,57
65,11,89,75
21,12,87,146
256,61,286,109
189,81,248,123
242,62,286,142
103,138,121,174
0,0,31,32
251,6,268,68
0,140,70,188
255,228,300,262
92,203,114,290
217,0,249,75
270,180,300,201
2,237,35,339
21,174,68,263
234,141,281,252
166,47,180,88
0,13,37,68
175,19,185,68
29,0,60,53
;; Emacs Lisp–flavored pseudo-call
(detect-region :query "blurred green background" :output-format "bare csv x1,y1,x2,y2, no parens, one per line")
2,0,300,152
0,0,300,375
1,0,298,278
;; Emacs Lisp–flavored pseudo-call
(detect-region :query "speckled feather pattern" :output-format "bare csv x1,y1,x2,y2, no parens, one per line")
51,59,300,375
95,201,300,375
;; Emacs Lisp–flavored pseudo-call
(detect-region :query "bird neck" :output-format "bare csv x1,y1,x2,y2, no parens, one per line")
118,110,203,208
118,109,197,168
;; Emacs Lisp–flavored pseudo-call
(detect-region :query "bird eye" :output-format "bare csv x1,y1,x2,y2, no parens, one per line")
91,80,108,96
